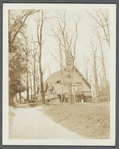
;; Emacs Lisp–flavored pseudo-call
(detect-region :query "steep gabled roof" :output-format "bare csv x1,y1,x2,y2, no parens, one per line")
44,70,61,88
74,66,91,88
44,67,91,89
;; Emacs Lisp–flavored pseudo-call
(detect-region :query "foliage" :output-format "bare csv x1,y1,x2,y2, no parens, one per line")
9,10,29,105
9,9,40,105
9,47,27,104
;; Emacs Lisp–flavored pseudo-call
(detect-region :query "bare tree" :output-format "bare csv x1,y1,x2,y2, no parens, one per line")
30,74,33,101
88,9,110,48
97,31,107,87
8,9,41,105
9,9,41,48
83,54,89,82
48,47,64,103
21,36,32,102
51,12,80,104
48,65,51,76
29,64,33,102
91,40,99,102
34,10,50,103
88,9,110,102
32,41,38,102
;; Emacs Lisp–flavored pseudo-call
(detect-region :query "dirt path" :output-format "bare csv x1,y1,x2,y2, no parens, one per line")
9,106,82,139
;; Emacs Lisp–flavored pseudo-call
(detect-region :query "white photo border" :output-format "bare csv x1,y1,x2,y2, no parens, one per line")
3,3,116,146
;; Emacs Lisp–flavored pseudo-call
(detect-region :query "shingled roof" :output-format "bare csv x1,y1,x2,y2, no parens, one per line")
44,67,91,90
44,70,61,87
74,66,91,88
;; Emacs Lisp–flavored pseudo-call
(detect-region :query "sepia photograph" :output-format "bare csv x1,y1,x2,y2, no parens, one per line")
3,4,116,145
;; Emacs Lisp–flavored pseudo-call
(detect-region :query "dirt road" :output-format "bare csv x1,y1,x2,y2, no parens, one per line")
9,105,82,139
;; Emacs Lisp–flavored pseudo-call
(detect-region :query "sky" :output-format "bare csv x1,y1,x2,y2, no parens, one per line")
7,3,114,97
24,9,110,84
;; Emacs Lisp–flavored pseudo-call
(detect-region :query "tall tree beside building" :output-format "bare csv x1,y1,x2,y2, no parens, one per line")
34,10,50,103
91,40,99,102
31,41,38,101
51,12,80,104
83,54,89,82
88,9,110,101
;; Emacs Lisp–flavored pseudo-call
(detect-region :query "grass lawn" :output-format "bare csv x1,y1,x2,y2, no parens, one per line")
42,102,110,139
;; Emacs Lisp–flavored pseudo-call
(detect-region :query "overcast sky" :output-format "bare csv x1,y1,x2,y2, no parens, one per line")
24,9,109,83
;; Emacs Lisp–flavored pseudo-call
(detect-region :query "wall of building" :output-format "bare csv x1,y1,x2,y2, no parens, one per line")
44,69,92,97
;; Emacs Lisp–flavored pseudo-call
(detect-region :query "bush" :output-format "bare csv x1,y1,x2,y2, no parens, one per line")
85,97,93,103
75,94,93,103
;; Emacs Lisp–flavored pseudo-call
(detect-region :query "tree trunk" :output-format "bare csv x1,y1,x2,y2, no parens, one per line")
97,35,107,87
93,52,99,101
39,61,45,103
31,74,32,101
26,58,29,102
60,53,63,104
19,77,22,104
9,93,14,106
19,91,21,104
91,41,99,102
65,50,74,104
68,83,72,104
39,10,45,103
61,85,63,104
34,56,36,102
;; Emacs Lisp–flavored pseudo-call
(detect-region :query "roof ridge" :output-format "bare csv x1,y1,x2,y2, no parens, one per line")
44,66,91,88
45,69,61,83
74,66,91,87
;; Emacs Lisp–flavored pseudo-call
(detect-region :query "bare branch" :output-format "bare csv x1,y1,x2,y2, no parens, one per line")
88,10,110,48
48,50,65,69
